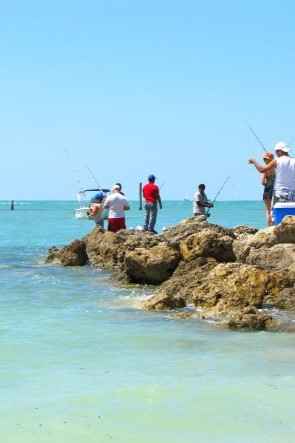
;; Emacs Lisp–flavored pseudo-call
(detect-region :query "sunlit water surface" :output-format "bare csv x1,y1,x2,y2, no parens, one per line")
0,200,294,442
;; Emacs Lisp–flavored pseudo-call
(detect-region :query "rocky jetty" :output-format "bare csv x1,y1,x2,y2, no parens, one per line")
46,216,295,332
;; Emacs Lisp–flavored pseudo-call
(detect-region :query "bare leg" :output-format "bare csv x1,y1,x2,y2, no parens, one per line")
264,199,273,226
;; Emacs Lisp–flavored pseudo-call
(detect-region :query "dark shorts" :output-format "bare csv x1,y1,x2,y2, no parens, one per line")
263,187,273,201
108,218,126,233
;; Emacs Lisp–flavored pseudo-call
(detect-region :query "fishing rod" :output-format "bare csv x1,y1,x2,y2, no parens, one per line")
206,175,230,216
65,149,84,192
85,163,103,191
245,122,268,153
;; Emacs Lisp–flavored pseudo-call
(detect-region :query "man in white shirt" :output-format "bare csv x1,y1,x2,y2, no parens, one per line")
248,141,295,203
193,184,213,216
103,185,130,232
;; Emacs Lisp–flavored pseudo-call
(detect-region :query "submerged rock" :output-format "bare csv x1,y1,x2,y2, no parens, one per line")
225,312,277,331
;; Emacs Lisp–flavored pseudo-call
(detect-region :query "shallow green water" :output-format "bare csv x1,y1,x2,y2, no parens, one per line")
0,200,294,442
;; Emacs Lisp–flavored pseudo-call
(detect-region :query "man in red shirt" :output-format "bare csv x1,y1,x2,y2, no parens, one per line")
142,174,162,234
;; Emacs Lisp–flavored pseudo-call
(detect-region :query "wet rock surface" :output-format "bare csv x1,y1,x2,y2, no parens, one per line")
46,216,295,331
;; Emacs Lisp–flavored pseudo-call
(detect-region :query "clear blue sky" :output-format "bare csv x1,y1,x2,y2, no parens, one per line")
1,0,295,201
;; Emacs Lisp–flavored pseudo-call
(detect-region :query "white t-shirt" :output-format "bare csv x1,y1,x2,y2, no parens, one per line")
104,192,130,218
193,191,208,215
275,156,295,192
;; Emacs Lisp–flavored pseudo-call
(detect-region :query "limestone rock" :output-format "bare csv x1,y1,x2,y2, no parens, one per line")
191,263,268,313
47,239,88,267
125,243,180,284
153,257,218,305
265,287,295,310
84,228,164,269
179,227,235,262
230,225,258,239
234,217,295,267
225,312,276,331
45,216,295,331
142,293,186,310
244,243,295,270
275,215,295,243
46,246,61,264
162,216,208,249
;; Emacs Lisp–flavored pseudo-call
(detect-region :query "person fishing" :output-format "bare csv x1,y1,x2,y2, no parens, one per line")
248,141,295,206
193,184,213,217
261,152,275,226
87,192,105,228
246,125,295,223
193,177,230,218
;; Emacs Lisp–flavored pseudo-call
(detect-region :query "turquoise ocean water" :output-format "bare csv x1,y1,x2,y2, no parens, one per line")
1,200,295,443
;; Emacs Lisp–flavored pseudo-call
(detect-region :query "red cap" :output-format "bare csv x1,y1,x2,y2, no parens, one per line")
263,152,274,160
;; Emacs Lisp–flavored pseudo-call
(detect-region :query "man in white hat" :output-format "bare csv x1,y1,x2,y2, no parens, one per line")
103,185,130,232
248,141,295,203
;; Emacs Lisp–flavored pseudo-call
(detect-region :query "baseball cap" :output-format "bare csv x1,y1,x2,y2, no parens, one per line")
94,192,104,200
148,174,156,181
274,141,291,153
112,184,121,191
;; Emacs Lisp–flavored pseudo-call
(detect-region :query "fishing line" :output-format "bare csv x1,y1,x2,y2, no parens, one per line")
65,149,84,191
84,163,103,191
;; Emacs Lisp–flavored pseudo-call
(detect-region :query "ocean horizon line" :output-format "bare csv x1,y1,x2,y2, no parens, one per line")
0,198,261,203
